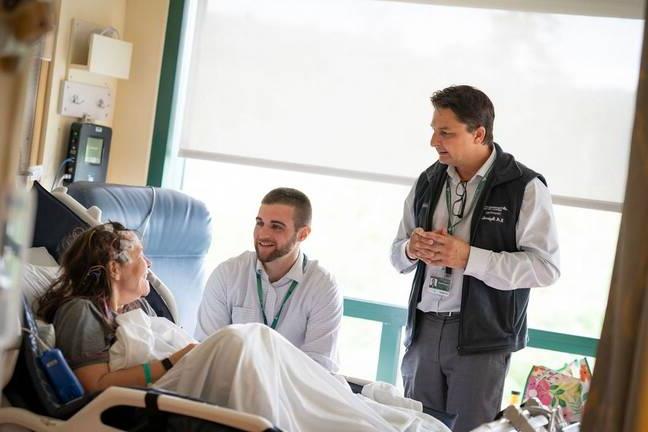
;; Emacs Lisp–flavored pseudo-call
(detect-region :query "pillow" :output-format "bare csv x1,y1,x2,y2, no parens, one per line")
35,320,56,350
26,247,58,267
22,248,61,350
21,262,59,312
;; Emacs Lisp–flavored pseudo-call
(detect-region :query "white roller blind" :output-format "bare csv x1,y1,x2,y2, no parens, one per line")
179,0,644,203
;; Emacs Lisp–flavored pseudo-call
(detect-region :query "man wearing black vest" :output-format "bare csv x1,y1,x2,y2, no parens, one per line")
391,85,560,432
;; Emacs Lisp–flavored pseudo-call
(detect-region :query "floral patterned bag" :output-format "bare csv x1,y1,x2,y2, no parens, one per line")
522,358,592,424
558,358,592,404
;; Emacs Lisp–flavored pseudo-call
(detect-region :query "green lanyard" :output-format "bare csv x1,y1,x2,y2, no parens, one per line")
255,256,307,330
444,163,494,235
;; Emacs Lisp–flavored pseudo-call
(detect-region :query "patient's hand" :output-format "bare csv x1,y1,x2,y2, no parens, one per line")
170,343,198,365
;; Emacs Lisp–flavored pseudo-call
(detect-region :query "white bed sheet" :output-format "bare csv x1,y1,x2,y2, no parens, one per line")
153,323,450,432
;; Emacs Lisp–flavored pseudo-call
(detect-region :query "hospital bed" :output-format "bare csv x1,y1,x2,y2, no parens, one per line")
0,181,281,431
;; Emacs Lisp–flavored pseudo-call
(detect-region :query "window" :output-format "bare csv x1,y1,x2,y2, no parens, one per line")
174,0,644,387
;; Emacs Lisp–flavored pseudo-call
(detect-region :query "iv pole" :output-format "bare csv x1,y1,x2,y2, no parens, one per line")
0,0,53,388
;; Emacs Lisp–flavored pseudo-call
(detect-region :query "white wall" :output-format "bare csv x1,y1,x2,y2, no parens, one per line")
39,0,169,188
39,0,126,188
109,0,169,186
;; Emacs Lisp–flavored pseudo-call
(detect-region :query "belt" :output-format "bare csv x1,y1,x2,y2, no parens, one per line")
425,311,460,318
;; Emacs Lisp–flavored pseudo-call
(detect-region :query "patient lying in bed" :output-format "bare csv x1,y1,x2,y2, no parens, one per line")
37,222,448,432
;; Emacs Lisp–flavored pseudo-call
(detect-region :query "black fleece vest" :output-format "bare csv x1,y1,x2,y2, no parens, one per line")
405,143,545,354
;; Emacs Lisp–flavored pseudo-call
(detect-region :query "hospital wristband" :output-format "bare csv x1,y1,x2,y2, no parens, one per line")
142,362,153,386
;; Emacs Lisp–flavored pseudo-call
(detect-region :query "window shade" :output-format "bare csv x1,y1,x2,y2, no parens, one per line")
179,0,644,203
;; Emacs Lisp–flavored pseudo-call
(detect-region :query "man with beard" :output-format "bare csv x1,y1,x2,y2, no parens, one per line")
195,187,343,371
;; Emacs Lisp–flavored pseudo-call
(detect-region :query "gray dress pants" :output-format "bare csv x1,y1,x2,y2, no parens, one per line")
401,311,510,432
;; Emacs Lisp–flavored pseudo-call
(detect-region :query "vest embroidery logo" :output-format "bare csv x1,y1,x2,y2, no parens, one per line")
481,205,508,224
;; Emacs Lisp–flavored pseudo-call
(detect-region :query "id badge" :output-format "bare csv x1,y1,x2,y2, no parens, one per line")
428,272,451,297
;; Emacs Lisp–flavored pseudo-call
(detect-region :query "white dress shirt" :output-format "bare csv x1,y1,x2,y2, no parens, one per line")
391,148,561,313
195,250,343,371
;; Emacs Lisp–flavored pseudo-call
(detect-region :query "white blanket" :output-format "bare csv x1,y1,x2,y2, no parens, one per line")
109,309,196,371
362,381,423,412
152,323,450,432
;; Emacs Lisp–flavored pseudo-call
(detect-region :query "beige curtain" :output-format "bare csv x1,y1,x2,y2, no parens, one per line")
581,6,648,432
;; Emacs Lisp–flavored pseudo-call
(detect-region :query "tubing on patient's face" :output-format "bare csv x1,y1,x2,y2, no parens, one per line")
111,231,151,305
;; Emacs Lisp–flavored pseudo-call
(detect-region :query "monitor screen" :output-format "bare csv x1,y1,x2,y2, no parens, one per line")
84,137,104,165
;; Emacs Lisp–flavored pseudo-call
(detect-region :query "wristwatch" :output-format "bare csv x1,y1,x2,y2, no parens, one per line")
161,357,174,371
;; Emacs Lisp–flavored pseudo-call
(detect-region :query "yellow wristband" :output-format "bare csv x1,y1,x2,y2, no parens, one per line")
142,363,152,386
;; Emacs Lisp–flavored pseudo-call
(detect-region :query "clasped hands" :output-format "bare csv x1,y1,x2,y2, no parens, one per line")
406,227,470,269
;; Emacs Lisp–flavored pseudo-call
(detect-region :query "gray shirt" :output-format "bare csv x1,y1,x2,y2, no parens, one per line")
53,298,155,369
